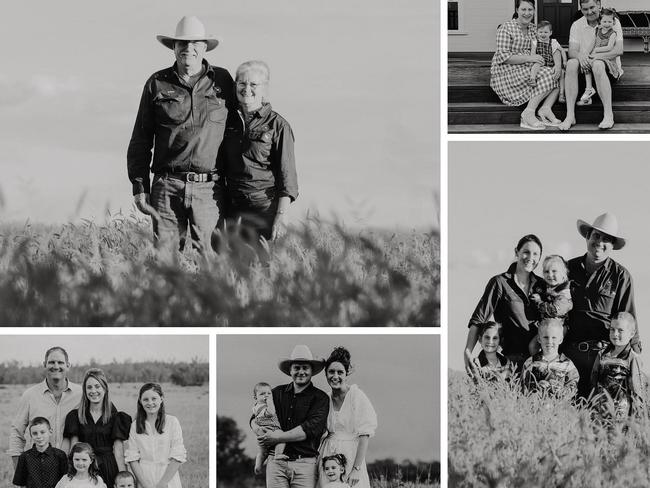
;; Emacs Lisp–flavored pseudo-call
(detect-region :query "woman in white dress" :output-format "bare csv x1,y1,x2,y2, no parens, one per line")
125,383,187,488
318,347,377,488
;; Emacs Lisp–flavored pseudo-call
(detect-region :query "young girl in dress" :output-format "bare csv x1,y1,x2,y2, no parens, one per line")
322,454,351,488
579,9,621,105
466,322,515,381
55,442,107,488
125,383,187,488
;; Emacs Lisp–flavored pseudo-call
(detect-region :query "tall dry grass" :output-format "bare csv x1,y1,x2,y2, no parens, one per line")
449,370,650,488
0,215,438,326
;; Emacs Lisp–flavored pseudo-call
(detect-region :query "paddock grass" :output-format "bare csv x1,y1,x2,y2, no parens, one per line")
0,216,439,326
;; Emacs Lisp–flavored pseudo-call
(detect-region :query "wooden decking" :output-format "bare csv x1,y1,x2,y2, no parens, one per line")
448,52,650,134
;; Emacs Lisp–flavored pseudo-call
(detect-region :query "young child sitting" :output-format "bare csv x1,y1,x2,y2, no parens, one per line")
250,382,287,475
531,255,573,321
530,21,567,116
321,453,351,488
12,417,68,488
590,312,645,422
466,321,515,382
522,318,579,398
578,9,621,105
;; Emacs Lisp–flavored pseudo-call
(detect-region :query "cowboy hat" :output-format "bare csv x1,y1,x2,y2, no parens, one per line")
278,345,325,376
156,16,220,51
577,212,626,250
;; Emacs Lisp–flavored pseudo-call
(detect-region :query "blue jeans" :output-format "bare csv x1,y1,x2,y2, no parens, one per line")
228,189,277,241
266,457,318,488
150,174,223,252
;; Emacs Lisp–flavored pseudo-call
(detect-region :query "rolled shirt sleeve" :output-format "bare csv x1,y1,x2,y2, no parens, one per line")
274,120,298,201
493,23,515,65
168,416,187,464
8,392,30,456
351,386,377,437
299,390,329,440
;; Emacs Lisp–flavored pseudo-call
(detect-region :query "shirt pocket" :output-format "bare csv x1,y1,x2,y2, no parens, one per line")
153,91,188,124
206,94,227,124
595,286,616,311
245,130,273,164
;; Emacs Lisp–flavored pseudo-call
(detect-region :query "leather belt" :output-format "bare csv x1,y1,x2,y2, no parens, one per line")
159,171,218,183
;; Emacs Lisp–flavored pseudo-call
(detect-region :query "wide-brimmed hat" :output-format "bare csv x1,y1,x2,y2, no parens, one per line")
278,345,325,376
577,212,626,250
156,16,220,51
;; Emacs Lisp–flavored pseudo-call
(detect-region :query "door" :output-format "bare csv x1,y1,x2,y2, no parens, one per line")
538,0,579,45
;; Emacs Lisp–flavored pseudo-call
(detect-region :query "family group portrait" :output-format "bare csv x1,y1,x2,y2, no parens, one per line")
448,0,650,133
216,334,440,488
448,142,650,487
0,335,209,488
0,1,439,327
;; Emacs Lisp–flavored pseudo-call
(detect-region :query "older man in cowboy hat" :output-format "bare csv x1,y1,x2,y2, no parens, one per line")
563,212,638,397
127,16,234,251
257,345,329,488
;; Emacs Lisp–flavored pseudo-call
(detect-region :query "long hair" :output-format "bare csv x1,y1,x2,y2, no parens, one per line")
79,368,112,426
136,383,166,435
67,442,101,483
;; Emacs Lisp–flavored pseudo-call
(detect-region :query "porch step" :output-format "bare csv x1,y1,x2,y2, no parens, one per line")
448,101,650,125
449,123,650,134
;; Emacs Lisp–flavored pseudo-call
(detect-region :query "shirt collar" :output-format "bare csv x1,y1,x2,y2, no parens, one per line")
578,254,613,273
41,378,71,393
284,381,314,394
240,102,273,120
30,444,54,456
504,262,542,287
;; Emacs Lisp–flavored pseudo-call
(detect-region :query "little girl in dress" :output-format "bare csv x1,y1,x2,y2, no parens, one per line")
322,454,351,488
55,442,107,488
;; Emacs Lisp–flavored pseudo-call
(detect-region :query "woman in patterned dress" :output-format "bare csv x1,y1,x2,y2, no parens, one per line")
490,0,560,130
62,369,132,488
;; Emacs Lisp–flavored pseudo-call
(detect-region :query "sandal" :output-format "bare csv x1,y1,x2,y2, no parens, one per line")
520,114,546,130
577,87,596,106
538,109,561,127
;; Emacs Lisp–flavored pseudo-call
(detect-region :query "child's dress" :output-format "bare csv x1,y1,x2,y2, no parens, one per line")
593,27,621,78
532,280,572,320
324,482,351,488
471,350,514,382
54,475,108,488
522,352,579,397
591,343,645,420
124,415,187,488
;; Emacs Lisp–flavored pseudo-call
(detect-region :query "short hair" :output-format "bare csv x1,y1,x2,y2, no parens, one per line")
44,346,69,365
236,60,270,83
115,471,136,484
537,20,553,31
538,318,565,334
600,8,617,19
253,382,272,398
542,255,569,281
29,416,51,430
579,0,600,6
516,234,543,254
478,321,503,341
611,311,636,333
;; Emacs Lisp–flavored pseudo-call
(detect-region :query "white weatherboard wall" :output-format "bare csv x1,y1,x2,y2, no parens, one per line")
448,0,648,52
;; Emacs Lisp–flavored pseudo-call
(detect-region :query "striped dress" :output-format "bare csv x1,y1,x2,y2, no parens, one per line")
490,20,558,106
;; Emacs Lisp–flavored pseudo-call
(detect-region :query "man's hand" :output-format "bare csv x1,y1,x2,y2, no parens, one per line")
577,52,591,71
134,193,153,215
257,430,282,448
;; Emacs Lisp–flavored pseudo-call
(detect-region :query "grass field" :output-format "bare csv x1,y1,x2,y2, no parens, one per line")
0,383,208,488
0,216,439,326
449,370,650,488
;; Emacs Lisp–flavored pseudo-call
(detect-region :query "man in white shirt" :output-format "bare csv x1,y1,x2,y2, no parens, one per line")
8,347,82,467
558,0,623,131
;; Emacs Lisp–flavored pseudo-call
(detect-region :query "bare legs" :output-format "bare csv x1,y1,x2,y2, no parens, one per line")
558,58,579,130
538,87,561,125
592,60,614,129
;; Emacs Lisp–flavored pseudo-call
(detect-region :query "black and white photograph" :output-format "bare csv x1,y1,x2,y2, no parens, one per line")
0,1,439,327
448,142,650,486
447,0,650,133
0,335,208,487
216,334,440,488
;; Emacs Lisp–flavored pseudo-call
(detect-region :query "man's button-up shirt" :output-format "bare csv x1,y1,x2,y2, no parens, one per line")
127,60,235,195
8,379,82,456
272,382,329,459
220,102,298,202
567,255,636,346
12,444,68,488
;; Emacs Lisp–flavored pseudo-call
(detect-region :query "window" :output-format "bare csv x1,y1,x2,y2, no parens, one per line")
448,1,459,31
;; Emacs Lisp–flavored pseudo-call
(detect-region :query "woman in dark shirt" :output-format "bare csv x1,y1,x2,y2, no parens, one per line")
463,234,543,372
220,60,298,242
62,369,131,488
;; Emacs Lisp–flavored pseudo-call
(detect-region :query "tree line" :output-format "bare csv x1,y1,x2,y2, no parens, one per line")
0,359,208,386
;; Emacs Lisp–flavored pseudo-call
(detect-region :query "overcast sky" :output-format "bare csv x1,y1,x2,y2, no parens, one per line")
0,335,208,365
448,141,650,371
0,1,438,229
217,334,440,462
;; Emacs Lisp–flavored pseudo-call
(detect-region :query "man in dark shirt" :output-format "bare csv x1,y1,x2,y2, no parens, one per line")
258,345,329,488
127,16,235,252
564,212,637,397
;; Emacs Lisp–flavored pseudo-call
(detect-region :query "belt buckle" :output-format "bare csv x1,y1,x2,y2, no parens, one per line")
186,172,197,182
578,342,590,352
